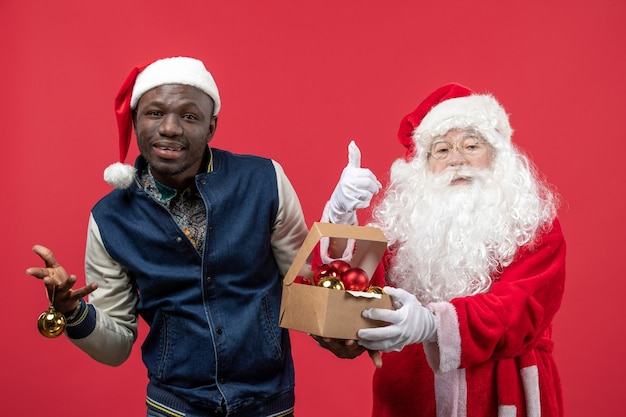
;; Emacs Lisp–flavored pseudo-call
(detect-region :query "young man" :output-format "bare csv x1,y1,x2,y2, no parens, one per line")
27,57,308,417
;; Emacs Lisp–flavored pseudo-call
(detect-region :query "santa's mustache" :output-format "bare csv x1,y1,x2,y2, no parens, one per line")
433,166,489,185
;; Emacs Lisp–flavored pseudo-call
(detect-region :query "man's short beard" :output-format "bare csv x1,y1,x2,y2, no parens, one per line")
370,149,557,304
149,163,190,179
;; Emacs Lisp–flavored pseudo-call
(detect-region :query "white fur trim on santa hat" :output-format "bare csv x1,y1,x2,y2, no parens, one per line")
103,162,137,189
414,94,512,152
130,57,221,115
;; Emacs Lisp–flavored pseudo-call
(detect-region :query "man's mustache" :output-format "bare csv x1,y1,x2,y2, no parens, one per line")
435,167,484,184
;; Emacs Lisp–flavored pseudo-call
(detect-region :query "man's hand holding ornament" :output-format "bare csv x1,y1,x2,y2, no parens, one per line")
314,141,386,367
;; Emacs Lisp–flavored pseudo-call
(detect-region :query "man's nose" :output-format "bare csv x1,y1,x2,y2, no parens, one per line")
159,114,183,136
446,147,468,165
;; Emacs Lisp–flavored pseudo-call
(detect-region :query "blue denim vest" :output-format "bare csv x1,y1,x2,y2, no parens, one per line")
92,148,294,415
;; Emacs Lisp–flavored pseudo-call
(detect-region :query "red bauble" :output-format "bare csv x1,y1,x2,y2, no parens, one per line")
341,267,370,291
328,260,351,274
294,276,313,285
313,264,340,285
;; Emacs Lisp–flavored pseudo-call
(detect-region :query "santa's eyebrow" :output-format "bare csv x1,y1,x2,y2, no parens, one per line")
461,129,484,139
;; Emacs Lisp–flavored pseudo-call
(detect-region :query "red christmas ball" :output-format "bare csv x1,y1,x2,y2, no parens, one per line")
341,267,370,291
313,264,340,285
294,276,313,285
328,260,351,274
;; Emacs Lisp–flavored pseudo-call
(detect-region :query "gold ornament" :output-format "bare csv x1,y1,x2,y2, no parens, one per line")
37,285,66,338
318,276,345,291
366,286,386,295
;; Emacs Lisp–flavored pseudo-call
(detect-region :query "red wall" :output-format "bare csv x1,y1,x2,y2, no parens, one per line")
3,1,624,416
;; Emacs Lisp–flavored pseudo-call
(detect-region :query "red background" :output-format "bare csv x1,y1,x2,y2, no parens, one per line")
3,1,625,416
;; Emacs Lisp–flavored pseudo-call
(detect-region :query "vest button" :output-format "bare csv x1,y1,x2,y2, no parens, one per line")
216,328,223,335
206,276,212,283
176,236,183,243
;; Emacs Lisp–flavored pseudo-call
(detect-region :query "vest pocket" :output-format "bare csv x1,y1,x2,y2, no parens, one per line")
260,293,284,360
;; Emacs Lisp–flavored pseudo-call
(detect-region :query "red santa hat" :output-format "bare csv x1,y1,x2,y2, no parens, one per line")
104,56,221,189
397,83,512,160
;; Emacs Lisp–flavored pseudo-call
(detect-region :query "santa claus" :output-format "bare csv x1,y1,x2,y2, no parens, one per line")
317,83,566,417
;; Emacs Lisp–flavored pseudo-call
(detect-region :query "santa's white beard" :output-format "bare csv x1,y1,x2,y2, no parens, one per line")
371,155,554,304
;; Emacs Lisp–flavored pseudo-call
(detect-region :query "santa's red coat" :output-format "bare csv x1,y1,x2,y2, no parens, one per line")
368,219,566,417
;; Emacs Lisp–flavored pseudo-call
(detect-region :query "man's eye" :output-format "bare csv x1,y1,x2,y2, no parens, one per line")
462,138,482,150
183,114,198,120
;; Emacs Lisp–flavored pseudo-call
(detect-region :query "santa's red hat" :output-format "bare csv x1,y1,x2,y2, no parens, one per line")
397,83,512,159
104,56,221,189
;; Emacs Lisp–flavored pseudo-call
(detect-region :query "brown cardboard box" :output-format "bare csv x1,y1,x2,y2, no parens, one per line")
279,222,393,340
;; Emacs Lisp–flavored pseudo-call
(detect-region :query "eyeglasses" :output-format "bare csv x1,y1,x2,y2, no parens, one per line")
428,133,489,160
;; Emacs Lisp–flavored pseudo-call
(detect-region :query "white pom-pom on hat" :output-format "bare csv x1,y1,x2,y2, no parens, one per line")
103,162,137,189
105,56,221,189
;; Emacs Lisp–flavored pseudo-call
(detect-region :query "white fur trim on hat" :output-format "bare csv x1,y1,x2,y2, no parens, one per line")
414,94,512,151
130,57,221,115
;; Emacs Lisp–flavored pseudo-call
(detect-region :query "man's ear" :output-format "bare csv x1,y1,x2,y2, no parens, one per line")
207,116,218,142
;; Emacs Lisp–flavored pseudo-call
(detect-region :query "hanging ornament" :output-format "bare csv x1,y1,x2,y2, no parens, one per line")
37,285,66,338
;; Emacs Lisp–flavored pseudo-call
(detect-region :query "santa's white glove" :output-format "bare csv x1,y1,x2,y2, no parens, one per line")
328,141,381,224
357,286,437,352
